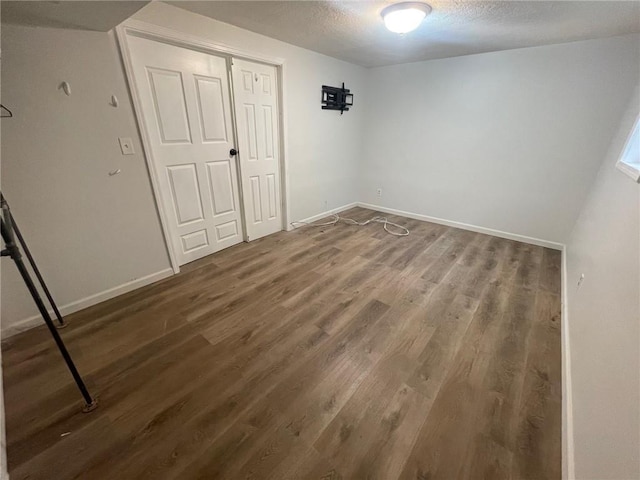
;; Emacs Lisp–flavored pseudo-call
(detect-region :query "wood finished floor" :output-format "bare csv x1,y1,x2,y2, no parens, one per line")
2,207,561,480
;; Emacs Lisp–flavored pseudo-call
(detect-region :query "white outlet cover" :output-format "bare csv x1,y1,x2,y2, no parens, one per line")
119,137,135,155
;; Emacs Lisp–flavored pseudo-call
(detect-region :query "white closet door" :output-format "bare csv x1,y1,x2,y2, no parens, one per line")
127,36,243,265
231,59,282,241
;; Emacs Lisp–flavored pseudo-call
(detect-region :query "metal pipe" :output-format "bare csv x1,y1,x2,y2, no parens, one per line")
0,200,97,412
8,209,65,328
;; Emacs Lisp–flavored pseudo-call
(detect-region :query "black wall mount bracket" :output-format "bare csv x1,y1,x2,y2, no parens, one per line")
321,83,353,115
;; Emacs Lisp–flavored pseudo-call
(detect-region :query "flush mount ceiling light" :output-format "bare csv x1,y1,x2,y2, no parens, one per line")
381,2,432,34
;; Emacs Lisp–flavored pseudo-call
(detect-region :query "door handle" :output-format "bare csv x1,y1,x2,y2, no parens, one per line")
230,148,238,156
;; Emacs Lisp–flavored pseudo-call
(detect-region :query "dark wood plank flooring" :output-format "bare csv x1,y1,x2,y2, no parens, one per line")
2,207,561,479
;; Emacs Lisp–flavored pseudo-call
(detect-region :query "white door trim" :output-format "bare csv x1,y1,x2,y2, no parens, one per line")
115,20,291,274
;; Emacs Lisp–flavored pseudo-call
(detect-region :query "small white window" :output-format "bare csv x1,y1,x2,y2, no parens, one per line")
616,115,640,183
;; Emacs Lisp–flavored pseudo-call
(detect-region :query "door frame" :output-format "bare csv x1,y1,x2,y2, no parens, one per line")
115,20,291,274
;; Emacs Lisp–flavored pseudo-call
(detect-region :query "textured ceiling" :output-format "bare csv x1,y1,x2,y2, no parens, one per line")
1,1,149,32
170,1,640,67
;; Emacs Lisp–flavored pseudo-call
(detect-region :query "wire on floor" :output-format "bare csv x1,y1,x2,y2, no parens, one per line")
290,214,410,237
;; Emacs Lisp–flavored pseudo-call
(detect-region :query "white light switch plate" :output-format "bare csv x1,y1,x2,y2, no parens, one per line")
119,137,135,155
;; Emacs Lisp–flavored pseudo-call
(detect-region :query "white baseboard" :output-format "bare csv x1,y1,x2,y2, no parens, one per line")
561,246,575,479
2,268,174,338
357,202,564,251
287,202,359,230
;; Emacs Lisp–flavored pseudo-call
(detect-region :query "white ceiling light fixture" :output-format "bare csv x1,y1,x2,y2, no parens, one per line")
381,2,432,34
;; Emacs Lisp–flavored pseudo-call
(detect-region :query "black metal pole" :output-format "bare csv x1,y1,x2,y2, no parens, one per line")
6,209,65,328
1,209,97,412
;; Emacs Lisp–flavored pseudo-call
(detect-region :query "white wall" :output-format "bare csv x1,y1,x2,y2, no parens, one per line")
1,3,367,334
0,346,6,480
131,2,367,222
566,85,640,479
1,23,172,335
362,34,640,244
0,33,9,480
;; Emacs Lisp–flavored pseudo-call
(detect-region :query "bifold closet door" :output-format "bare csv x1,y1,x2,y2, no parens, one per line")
126,36,244,265
231,59,283,241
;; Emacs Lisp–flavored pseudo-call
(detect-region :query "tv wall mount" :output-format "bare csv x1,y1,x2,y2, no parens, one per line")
321,83,353,114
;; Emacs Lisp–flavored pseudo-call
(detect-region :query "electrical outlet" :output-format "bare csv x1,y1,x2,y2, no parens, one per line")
376,188,383,197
